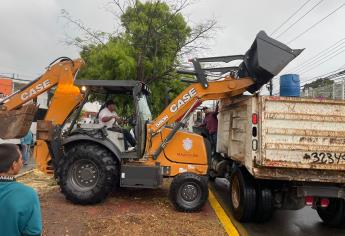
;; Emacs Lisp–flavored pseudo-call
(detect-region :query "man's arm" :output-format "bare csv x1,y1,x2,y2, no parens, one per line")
101,115,123,123
101,115,115,123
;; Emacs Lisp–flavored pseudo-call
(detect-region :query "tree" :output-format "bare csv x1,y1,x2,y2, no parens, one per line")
303,78,334,90
62,0,216,116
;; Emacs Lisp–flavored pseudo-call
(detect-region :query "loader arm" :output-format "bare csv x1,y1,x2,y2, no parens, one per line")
0,58,84,133
0,58,84,120
148,30,304,160
0,58,85,173
150,30,304,134
150,76,254,133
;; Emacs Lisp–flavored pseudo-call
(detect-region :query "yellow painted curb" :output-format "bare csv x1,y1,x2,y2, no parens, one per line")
208,189,240,236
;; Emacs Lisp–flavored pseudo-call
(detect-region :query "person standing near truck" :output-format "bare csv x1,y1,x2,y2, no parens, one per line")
200,103,219,153
0,143,42,236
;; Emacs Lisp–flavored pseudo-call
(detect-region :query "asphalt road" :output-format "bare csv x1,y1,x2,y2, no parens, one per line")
211,178,345,236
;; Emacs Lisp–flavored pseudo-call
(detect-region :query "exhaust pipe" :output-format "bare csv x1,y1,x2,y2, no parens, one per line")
238,31,304,93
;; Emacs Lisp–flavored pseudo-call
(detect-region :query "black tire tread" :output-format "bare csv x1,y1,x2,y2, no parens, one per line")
317,198,345,228
60,142,118,205
169,172,209,212
229,167,256,222
253,184,274,223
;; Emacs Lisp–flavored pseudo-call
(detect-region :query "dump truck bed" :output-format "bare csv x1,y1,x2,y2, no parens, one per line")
217,95,345,183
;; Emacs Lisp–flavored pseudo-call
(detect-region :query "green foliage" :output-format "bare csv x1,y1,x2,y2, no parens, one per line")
79,39,136,81
78,1,191,117
120,1,191,81
303,78,334,90
149,77,186,114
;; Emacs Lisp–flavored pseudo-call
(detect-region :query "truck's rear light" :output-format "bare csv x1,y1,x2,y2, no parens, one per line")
252,139,258,151
252,127,257,137
305,196,313,206
252,113,258,124
320,198,330,208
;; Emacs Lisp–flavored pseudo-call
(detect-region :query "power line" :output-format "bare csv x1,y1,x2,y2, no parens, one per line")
289,37,345,72
275,0,324,39
296,45,345,73
300,64,345,86
298,48,345,75
287,2,345,44
270,0,313,37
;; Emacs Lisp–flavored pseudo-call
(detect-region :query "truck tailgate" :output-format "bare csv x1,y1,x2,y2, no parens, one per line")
260,96,345,171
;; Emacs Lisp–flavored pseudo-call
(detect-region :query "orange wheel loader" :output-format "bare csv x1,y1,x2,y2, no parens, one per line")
0,31,302,211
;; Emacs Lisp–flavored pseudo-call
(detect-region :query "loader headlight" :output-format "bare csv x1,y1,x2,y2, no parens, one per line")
81,86,87,92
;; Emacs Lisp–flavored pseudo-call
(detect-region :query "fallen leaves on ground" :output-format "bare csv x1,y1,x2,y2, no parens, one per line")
17,170,226,236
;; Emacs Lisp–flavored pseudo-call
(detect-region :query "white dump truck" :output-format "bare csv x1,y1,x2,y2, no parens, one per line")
209,94,345,226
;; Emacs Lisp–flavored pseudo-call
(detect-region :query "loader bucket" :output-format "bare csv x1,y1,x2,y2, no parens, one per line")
0,104,38,139
238,31,304,93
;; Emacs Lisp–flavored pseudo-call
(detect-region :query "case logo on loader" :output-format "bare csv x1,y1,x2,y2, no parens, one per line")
20,79,51,101
182,138,193,151
169,88,197,113
155,115,168,128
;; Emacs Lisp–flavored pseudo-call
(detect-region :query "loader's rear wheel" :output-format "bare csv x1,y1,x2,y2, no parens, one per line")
169,173,208,212
229,167,256,222
53,156,65,186
317,198,345,227
60,142,118,205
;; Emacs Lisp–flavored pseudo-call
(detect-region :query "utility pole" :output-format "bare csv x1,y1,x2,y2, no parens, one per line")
266,78,273,95
269,79,273,96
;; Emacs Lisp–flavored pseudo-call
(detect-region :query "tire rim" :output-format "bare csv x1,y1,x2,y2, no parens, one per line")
178,182,201,205
68,159,99,191
231,176,240,209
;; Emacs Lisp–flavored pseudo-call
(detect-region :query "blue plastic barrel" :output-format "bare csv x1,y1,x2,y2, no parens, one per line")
280,74,300,97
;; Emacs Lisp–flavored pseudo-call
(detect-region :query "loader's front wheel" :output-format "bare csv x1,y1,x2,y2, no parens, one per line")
60,142,118,205
169,173,208,212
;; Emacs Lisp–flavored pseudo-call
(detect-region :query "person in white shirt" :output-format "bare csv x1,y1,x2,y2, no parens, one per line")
99,100,136,151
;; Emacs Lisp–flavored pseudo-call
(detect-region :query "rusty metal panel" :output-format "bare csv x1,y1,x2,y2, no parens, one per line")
253,166,345,183
261,96,345,171
0,103,37,139
218,96,254,169
216,101,231,154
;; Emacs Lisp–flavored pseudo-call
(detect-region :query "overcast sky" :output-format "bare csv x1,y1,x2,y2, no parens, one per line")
1,0,345,94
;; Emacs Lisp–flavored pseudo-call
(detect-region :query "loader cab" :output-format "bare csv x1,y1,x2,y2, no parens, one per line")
73,80,152,156
133,83,152,157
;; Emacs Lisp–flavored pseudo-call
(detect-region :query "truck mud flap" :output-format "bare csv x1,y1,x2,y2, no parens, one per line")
238,31,304,93
0,103,37,139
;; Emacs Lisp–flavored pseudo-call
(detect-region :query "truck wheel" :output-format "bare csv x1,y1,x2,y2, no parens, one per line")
169,173,208,212
208,170,217,182
229,167,256,222
317,198,345,227
253,184,274,223
60,142,118,204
